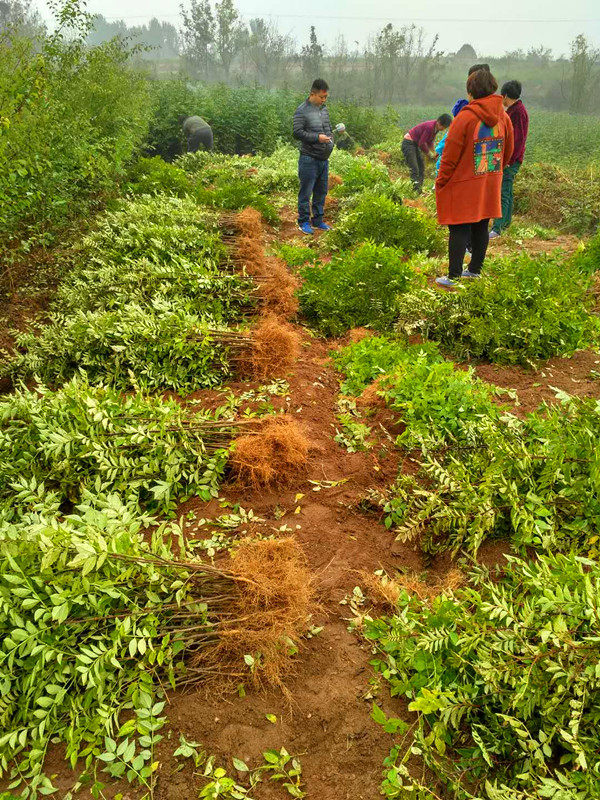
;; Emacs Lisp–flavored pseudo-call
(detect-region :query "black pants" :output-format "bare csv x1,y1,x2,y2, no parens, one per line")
187,127,214,153
401,139,425,193
448,219,489,278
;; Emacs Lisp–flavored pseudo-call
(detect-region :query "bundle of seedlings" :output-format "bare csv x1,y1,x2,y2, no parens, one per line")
0,377,252,520
231,415,310,487
223,207,300,317
364,553,600,800
0,497,312,797
396,253,599,366
299,242,424,336
7,303,300,393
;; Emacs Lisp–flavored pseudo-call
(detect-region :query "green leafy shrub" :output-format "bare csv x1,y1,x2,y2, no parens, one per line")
329,194,444,255
365,553,600,800
378,353,500,451
571,228,600,273
0,25,151,253
396,254,599,366
9,302,239,393
388,392,600,557
0,379,233,519
299,243,423,336
332,335,441,396
195,178,279,224
332,161,391,196
125,156,193,196
276,243,318,268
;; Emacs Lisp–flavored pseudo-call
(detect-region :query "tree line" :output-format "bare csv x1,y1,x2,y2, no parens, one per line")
2,0,599,112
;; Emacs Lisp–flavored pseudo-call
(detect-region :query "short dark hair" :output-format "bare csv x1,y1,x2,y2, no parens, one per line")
467,69,498,99
501,80,522,100
468,62,490,75
437,113,453,127
311,78,329,93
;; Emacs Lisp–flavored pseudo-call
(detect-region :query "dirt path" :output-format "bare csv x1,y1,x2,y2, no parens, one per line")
152,332,421,800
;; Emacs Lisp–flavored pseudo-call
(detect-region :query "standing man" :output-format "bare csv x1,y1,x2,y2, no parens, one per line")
490,80,529,239
180,115,214,153
402,114,452,194
293,79,334,235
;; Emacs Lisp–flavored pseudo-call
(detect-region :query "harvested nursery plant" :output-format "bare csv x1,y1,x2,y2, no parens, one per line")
231,414,309,487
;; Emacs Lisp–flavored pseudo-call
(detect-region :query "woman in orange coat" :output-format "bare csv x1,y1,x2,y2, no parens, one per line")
435,70,514,287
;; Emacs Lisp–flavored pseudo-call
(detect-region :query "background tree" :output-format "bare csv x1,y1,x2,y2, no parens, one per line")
246,17,293,85
0,0,44,35
301,25,323,82
569,34,599,113
180,0,215,79
214,0,245,80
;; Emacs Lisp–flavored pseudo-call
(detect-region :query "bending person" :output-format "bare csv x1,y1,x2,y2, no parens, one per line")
435,70,514,287
402,114,452,194
180,115,214,153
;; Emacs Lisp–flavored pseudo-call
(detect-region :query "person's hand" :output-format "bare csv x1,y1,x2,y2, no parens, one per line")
318,134,333,143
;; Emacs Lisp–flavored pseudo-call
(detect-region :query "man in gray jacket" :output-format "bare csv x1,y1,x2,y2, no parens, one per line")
292,79,334,234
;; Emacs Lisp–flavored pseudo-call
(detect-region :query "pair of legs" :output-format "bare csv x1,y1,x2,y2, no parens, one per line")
401,139,425,193
298,154,329,226
492,162,521,234
187,127,214,152
448,218,490,279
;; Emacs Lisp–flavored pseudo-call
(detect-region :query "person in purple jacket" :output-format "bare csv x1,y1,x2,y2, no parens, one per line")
490,80,529,238
402,113,452,194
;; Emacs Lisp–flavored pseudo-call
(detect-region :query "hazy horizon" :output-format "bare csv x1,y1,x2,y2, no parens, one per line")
36,0,600,58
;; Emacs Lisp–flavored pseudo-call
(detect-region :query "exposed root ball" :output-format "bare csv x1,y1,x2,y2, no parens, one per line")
258,259,300,317
245,315,300,379
348,327,372,343
361,568,465,610
231,415,309,488
234,235,266,276
329,173,343,187
194,538,314,688
236,207,263,240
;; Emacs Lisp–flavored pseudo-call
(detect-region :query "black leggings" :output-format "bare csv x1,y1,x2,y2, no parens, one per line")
448,219,489,278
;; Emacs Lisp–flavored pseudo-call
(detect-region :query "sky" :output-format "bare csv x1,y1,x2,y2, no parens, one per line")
36,0,600,57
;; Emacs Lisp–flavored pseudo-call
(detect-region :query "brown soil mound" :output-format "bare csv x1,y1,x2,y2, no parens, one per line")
258,258,300,317
236,207,263,240
231,415,309,488
376,151,391,164
192,538,313,689
329,173,343,187
245,315,301,379
403,198,428,212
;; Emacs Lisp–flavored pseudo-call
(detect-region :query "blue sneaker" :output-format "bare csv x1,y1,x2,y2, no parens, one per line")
299,222,314,235
436,276,459,287
488,230,501,240
461,269,481,278
313,222,331,231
